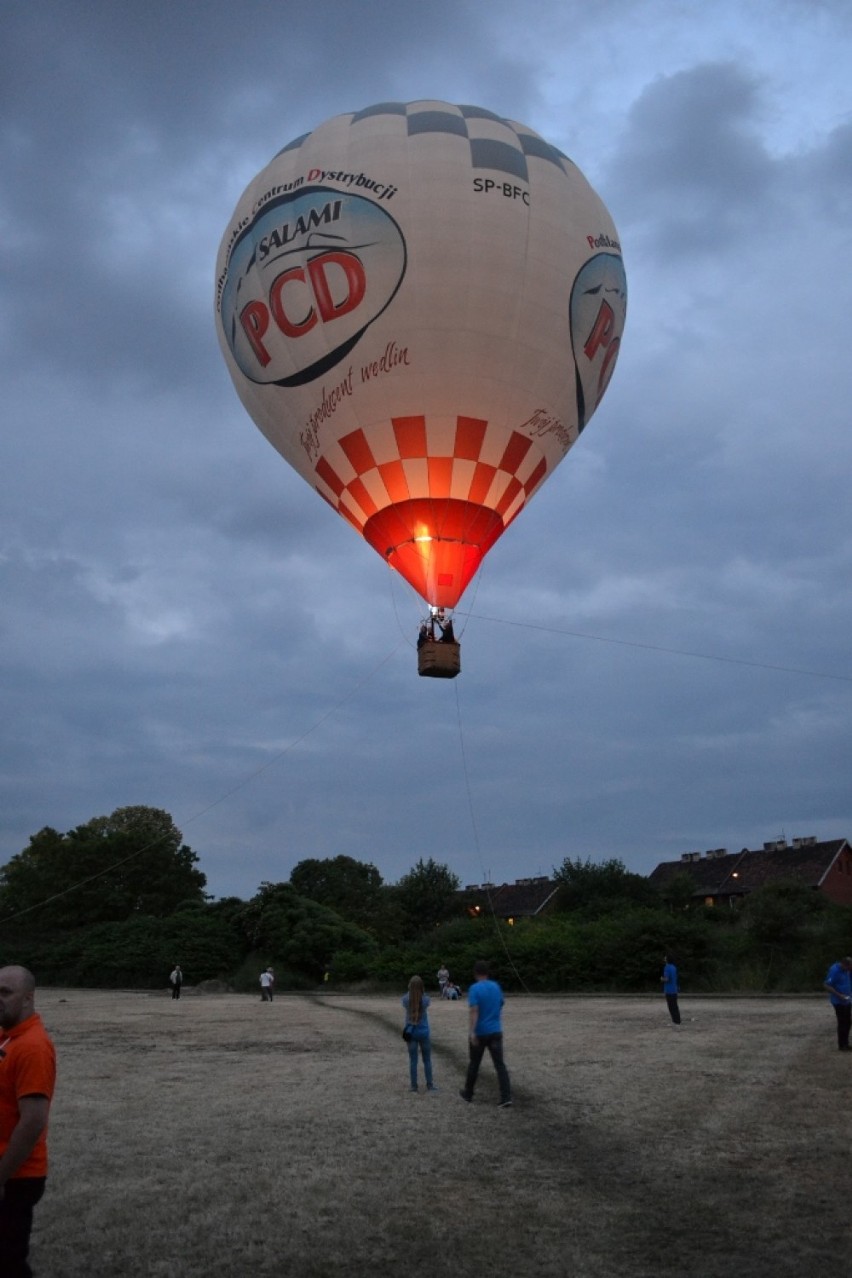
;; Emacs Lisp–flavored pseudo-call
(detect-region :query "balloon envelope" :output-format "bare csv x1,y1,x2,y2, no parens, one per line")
215,101,626,608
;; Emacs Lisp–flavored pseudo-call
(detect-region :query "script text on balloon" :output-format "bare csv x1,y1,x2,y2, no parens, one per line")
306,168,397,200
299,367,354,462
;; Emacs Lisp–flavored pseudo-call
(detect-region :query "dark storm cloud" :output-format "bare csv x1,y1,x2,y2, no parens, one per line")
799,118,852,215
607,63,777,257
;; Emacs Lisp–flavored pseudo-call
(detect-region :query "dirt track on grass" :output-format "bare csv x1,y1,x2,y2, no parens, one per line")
32,990,841,1277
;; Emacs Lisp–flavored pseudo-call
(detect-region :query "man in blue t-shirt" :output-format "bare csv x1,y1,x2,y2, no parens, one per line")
459,960,512,1107
661,954,681,1026
824,956,852,1051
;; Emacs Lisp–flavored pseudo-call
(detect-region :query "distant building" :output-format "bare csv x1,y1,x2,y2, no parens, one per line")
648,837,852,907
460,876,559,925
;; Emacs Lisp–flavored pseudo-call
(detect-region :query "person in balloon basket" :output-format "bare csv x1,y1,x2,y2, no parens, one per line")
0,965,57,1278
434,610,455,643
402,975,437,1092
823,956,852,1050
459,960,512,1107
260,967,275,1002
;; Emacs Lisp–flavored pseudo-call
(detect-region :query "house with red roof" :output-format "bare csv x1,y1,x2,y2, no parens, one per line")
648,836,852,907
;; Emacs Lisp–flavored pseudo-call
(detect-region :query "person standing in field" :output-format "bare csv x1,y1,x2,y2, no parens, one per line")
661,953,681,1026
459,960,512,1108
402,975,436,1092
437,963,449,998
260,968,275,1002
169,965,183,1000
823,955,852,1050
0,965,57,1278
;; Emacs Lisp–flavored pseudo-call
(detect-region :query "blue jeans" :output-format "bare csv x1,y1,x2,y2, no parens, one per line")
408,1035,433,1088
463,1032,511,1104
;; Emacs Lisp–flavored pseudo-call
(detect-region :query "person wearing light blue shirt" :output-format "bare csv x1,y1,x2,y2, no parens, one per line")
402,975,436,1091
459,960,512,1107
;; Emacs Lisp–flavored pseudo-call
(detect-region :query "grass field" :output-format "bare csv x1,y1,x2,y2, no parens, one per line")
27,988,845,1277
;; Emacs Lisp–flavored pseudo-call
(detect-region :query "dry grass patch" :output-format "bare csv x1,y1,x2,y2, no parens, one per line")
30,990,843,1277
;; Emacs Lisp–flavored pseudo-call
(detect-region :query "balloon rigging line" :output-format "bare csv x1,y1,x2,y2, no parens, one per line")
0,641,405,925
171,639,405,825
453,680,533,997
385,561,483,644
455,564,483,641
0,834,187,926
461,612,852,684
386,561,421,648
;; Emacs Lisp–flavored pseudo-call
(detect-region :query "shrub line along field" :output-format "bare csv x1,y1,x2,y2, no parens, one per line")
31,990,844,1277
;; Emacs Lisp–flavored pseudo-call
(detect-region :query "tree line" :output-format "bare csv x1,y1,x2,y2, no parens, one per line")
0,806,847,994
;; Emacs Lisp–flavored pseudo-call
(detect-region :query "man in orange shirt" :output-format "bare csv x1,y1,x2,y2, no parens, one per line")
0,966,57,1277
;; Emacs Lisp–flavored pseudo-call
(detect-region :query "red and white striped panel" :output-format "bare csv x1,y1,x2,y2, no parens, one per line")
313,415,548,533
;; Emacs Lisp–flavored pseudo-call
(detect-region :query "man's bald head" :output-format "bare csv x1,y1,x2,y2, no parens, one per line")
0,965,37,1028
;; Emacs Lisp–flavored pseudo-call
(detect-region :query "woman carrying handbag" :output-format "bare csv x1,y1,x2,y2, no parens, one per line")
401,975,438,1093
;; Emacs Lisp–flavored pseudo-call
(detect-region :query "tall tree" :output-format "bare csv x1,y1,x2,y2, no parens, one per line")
0,806,206,929
395,858,461,935
553,856,657,917
239,882,374,980
289,855,384,931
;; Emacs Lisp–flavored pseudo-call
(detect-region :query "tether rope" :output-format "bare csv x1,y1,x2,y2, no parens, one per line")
453,678,534,995
458,612,851,683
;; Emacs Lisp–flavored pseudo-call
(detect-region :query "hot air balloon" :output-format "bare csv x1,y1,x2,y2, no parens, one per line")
214,101,626,677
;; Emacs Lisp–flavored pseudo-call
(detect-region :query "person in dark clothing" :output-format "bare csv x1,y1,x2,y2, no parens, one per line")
433,610,455,643
169,965,183,1000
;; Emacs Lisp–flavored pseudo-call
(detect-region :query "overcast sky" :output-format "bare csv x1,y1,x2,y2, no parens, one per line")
2,0,851,903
